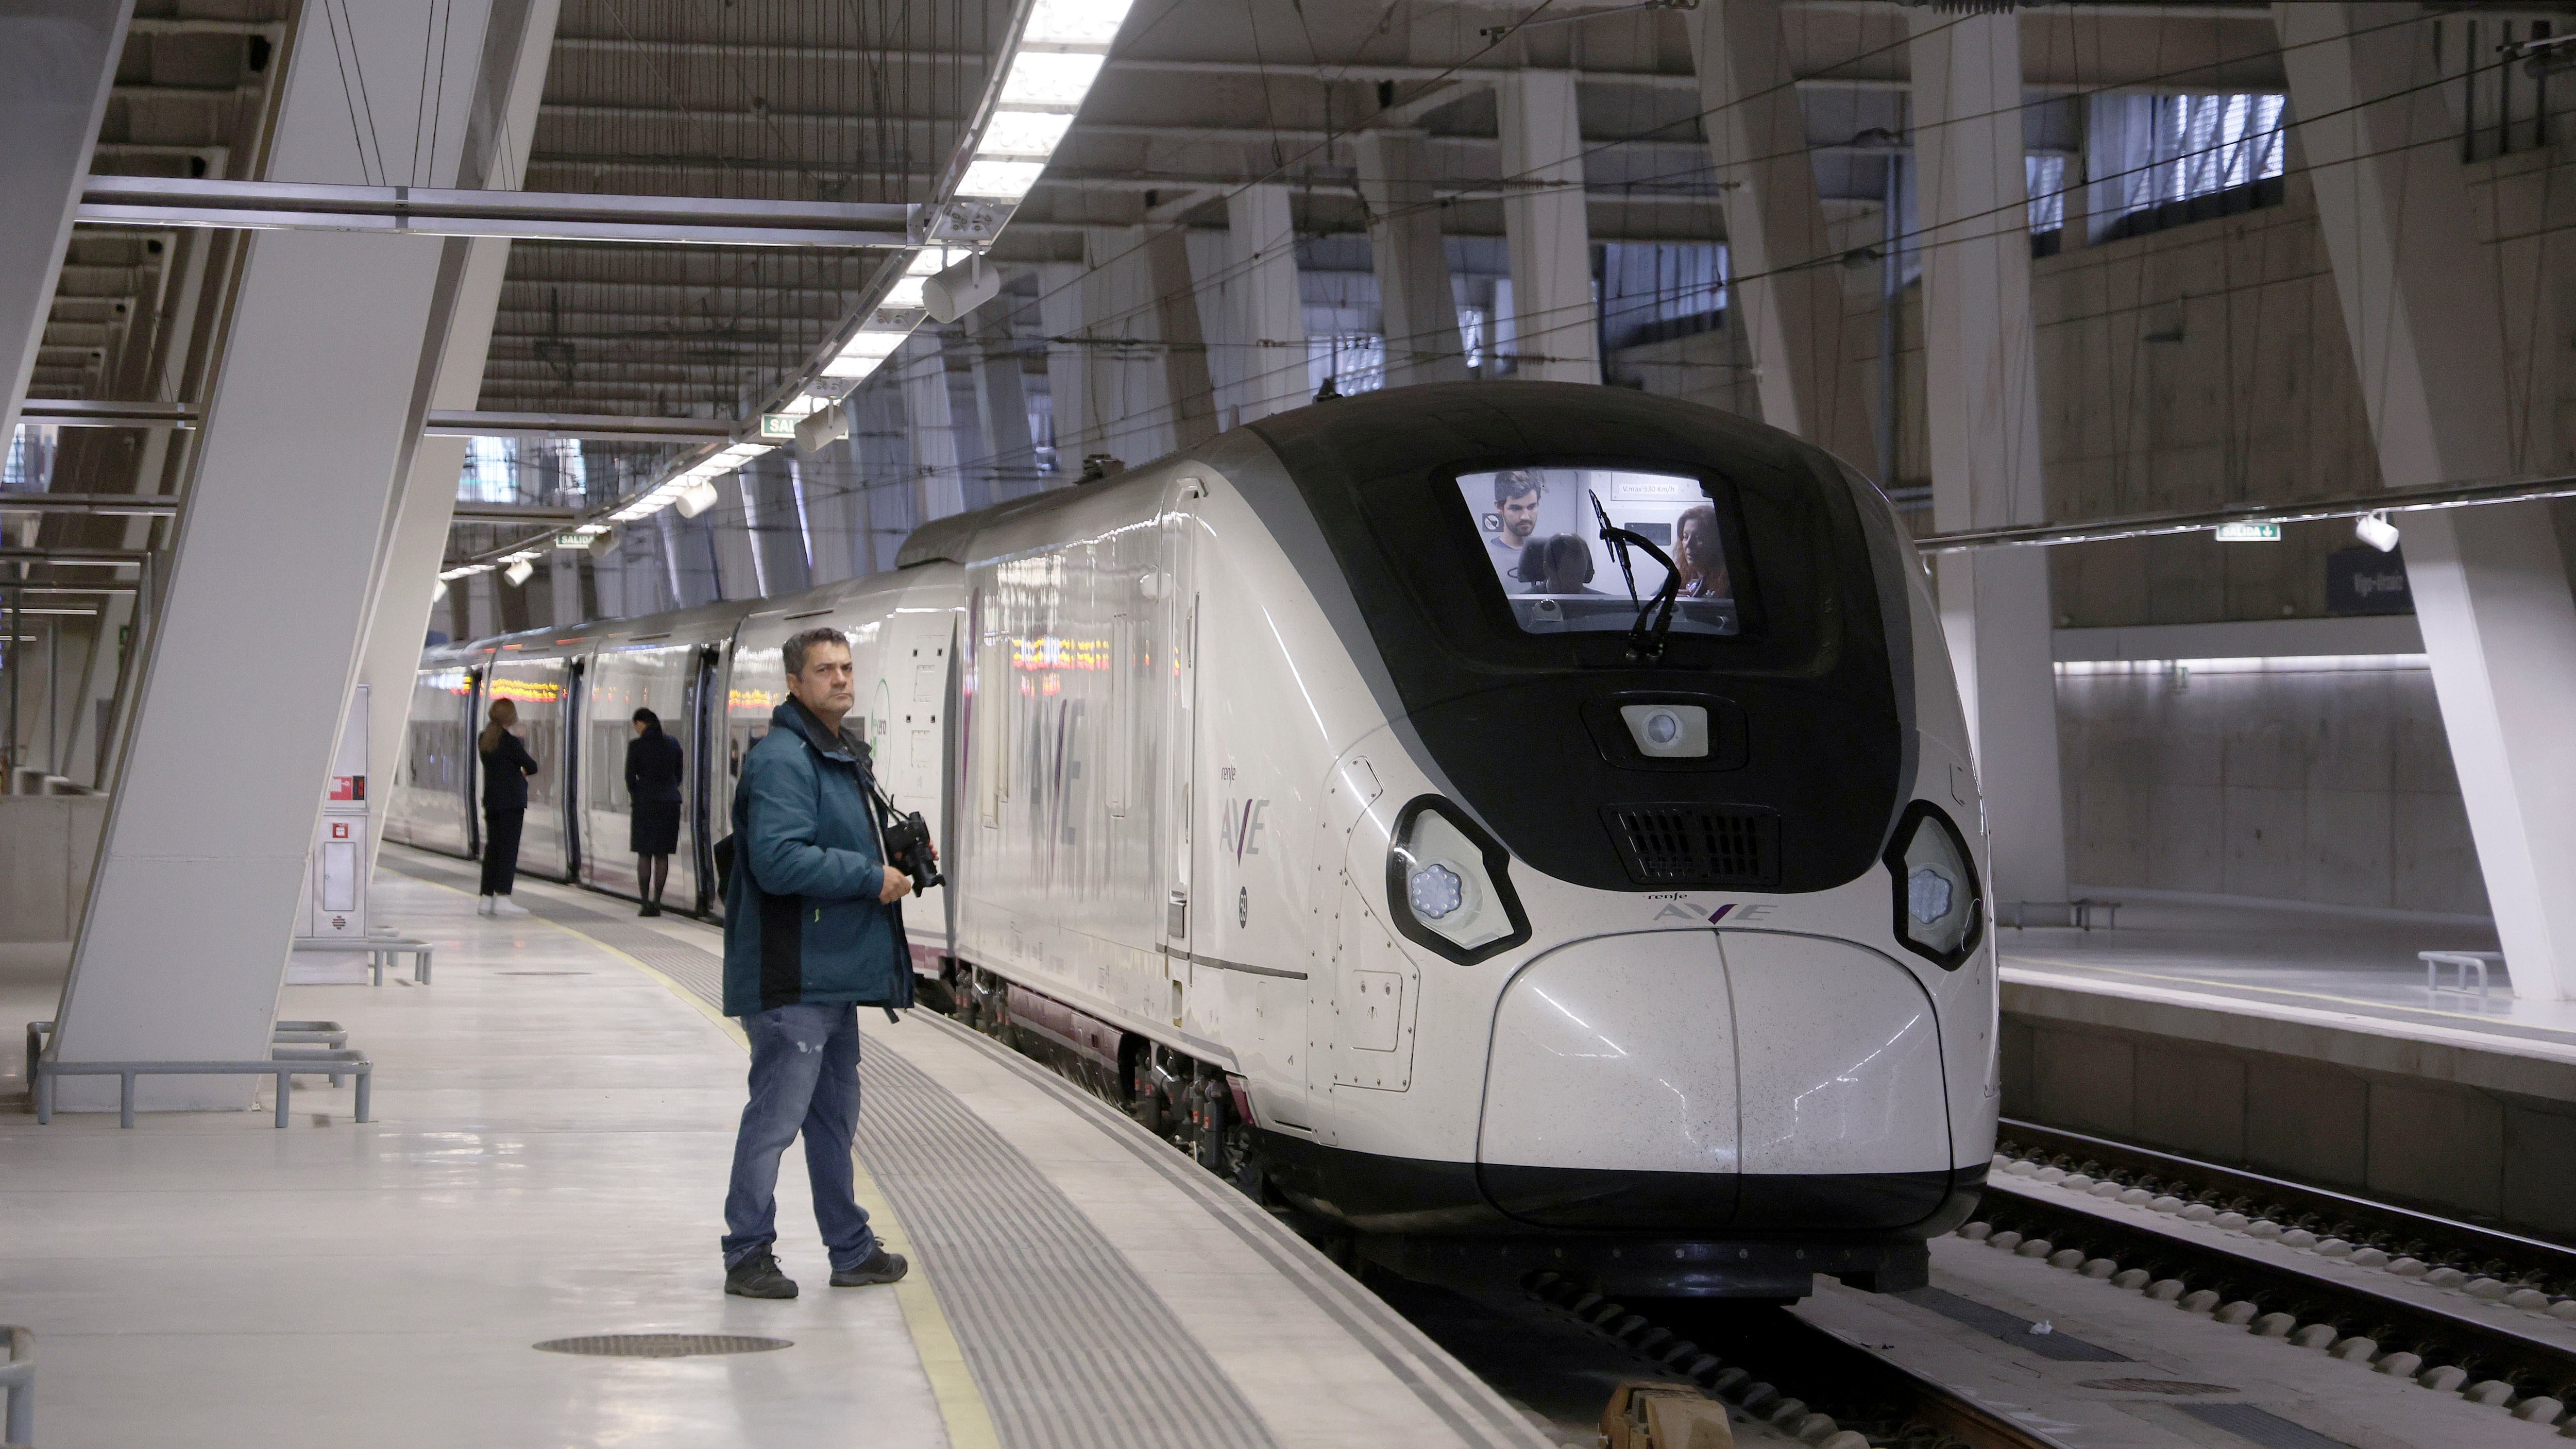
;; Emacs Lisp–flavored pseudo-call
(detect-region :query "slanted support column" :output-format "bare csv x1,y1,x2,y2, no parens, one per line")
2281,3,2576,1000
52,0,528,1110
0,2,132,444
1357,131,1468,388
1037,261,1090,475
1147,226,1218,451
1687,0,1873,462
1497,71,1599,385
900,333,967,521
1224,186,1309,421
355,0,559,874
1908,9,2070,915
971,308,1036,498
1079,227,1177,467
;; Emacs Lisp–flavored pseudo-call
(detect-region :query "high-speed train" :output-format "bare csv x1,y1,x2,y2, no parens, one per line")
390,381,1995,1299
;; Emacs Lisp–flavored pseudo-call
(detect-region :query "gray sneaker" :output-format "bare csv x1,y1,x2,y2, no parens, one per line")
830,1248,908,1287
724,1251,798,1299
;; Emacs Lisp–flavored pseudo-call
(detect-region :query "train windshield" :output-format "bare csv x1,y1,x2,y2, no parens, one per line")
1456,468,1742,637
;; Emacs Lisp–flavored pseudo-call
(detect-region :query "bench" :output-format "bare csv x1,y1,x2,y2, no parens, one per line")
1,1324,28,1449
34,1050,372,1129
292,934,433,985
27,1019,351,1088
2419,950,2502,998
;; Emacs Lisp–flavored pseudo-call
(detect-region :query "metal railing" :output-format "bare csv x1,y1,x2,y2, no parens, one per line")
2,1324,31,1447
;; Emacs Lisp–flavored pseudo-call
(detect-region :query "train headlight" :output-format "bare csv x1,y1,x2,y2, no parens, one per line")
1406,861,1467,919
1386,795,1532,965
1884,801,1982,970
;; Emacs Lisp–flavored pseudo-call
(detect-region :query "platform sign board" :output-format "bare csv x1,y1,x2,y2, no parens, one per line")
2327,545,2411,615
295,686,370,941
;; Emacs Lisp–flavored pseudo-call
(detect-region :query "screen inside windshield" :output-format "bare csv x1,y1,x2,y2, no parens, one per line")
1456,468,1742,637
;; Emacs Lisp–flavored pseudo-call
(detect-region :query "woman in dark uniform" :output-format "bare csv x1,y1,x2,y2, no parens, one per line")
625,707,685,916
478,697,539,916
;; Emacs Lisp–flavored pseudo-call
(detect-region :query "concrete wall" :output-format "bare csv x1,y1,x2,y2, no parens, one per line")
0,793,108,942
2003,979,2576,1236
2057,656,2485,915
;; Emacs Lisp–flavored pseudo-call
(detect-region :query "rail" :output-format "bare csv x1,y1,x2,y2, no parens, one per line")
1997,1118,2576,1282
1522,1273,2066,1449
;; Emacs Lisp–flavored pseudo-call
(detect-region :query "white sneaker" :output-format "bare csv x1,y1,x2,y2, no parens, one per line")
493,897,531,917
477,896,496,916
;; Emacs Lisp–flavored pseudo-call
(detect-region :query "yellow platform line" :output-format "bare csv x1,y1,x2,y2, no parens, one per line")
396,873,1001,1449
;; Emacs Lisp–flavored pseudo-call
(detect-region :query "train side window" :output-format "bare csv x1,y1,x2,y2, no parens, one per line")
977,632,1005,826
1108,615,1131,816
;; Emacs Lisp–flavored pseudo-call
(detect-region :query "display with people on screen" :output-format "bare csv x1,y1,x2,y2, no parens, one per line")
1460,468,1741,636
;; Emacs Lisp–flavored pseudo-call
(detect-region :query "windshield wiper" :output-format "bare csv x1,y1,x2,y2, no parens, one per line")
1590,489,1684,664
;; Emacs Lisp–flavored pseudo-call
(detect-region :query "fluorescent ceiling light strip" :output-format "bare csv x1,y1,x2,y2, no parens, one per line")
1022,0,1135,45
997,49,1106,107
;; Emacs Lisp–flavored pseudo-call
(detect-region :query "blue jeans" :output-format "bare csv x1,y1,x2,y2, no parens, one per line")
721,1002,880,1272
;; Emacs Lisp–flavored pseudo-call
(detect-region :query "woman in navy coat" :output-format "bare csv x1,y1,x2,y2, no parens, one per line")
624,707,685,916
478,697,539,916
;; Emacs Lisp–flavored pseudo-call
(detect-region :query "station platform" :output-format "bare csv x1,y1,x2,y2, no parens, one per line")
0,853,1555,1449
1994,890,2576,1238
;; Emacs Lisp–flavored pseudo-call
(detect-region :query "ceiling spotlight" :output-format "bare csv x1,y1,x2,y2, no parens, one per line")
2355,510,2400,553
675,478,723,518
922,253,1003,322
431,577,449,603
501,558,535,587
586,527,617,559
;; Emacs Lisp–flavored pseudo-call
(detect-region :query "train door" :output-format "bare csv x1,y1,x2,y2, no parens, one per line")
465,665,486,858
939,616,962,964
561,657,586,880
1158,476,1206,1020
690,642,725,916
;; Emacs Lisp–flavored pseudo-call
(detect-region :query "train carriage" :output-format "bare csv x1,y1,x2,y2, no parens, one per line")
389,381,1995,1298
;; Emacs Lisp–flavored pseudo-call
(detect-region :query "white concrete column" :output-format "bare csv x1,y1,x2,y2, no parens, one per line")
1037,261,1091,472
1080,227,1177,466
1225,186,1310,420
1356,130,1468,389
52,0,523,1108
1497,71,1599,385
900,333,967,520
1687,0,1874,464
352,0,558,875
0,2,131,444
796,454,861,585
547,551,582,626
711,472,766,598
971,310,1037,497
2280,3,2576,1000
854,387,910,568
1147,226,1218,451
1908,9,2070,912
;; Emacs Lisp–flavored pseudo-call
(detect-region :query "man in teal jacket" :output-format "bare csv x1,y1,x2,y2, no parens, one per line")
719,625,916,1299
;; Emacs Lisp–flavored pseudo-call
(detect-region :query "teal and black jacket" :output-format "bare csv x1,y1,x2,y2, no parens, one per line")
721,697,914,1017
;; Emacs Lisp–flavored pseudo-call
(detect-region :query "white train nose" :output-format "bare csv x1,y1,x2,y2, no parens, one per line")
1476,930,1952,1231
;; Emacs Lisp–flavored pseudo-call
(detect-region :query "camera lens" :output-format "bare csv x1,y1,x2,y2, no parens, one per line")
1645,710,1681,746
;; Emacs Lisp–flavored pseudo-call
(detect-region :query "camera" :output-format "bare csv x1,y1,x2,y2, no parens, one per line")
882,809,943,893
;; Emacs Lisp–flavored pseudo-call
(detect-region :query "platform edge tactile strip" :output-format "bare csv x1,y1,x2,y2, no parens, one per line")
385,856,1278,1449
385,853,1556,1449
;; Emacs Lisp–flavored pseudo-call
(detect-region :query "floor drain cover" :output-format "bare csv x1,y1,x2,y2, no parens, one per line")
2079,1378,2240,1395
535,1334,791,1359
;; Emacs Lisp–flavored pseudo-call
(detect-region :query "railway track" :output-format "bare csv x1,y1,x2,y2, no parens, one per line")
1517,1273,2067,1449
1997,1118,2576,1301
